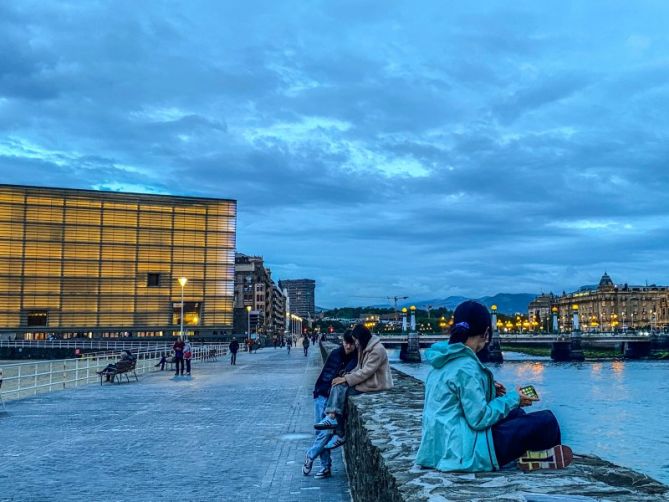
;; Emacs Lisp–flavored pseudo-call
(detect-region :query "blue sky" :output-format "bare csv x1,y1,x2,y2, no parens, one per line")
1,1,669,308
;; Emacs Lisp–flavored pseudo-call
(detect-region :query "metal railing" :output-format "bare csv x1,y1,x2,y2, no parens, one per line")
0,343,228,403
0,340,176,351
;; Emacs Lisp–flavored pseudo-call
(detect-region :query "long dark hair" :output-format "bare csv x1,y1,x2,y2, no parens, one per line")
351,323,372,350
449,300,491,345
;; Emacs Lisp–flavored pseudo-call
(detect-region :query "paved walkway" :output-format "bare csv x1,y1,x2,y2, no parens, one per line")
0,346,351,502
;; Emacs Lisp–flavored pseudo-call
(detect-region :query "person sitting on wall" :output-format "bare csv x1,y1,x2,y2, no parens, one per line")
302,330,358,479
314,324,394,450
416,300,573,473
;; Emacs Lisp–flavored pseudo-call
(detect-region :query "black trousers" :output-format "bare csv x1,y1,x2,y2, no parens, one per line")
175,357,184,375
491,408,561,467
185,359,191,374
231,352,237,365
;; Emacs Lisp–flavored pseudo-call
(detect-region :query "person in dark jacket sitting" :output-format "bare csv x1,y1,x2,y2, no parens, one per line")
302,330,357,479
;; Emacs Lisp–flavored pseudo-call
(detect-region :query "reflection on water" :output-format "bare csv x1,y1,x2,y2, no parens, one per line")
393,350,669,484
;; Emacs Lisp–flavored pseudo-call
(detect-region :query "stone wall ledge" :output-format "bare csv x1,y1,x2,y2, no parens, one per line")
321,343,669,501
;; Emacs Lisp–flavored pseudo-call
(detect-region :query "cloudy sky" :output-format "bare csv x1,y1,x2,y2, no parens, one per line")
2,1,669,307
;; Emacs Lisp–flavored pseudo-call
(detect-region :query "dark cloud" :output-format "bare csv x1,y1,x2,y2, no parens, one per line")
2,1,669,306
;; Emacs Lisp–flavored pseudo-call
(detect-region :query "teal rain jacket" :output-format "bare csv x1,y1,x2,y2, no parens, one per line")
415,341,520,472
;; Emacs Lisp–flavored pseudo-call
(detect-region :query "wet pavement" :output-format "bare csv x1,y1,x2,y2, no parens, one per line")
0,346,351,501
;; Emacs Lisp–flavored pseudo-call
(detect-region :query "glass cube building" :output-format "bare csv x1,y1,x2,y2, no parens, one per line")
0,184,236,339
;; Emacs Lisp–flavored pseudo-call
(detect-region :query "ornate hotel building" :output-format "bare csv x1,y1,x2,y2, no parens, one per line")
0,184,236,339
528,273,669,332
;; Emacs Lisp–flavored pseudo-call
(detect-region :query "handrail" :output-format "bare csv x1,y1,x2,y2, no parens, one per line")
0,340,177,350
0,343,229,404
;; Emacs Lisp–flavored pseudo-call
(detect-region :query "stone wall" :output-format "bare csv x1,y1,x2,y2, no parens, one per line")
320,342,669,501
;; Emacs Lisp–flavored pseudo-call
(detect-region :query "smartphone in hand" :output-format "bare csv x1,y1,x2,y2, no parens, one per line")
519,385,540,400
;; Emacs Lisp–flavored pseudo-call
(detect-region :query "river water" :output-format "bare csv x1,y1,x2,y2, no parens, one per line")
392,350,669,485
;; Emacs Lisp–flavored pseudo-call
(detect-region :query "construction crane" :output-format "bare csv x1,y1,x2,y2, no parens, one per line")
351,295,409,321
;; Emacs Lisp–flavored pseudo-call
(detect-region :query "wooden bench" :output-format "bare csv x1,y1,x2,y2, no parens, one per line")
98,359,138,385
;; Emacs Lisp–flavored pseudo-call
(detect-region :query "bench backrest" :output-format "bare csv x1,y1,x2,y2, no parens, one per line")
116,360,135,371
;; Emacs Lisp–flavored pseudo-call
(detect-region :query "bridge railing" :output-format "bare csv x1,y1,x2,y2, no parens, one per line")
0,343,228,403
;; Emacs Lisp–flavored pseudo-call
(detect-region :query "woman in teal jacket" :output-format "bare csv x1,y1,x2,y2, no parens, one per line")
416,300,572,472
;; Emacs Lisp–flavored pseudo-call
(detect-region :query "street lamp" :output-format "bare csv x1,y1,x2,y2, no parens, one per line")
246,305,252,339
178,276,188,337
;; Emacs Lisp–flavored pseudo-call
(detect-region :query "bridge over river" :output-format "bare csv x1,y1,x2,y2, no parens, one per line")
377,332,669,361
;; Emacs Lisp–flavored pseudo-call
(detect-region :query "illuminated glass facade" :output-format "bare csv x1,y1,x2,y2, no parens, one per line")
0,184,236,338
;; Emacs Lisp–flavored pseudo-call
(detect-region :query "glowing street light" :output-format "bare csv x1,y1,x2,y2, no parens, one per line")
178,276,188,337
246,305,252,340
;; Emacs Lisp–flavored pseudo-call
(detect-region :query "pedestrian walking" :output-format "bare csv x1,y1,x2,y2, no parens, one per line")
229,337,240,365
303,330,357,479
183,339,192,376
302,336,310,357
173,336,185,376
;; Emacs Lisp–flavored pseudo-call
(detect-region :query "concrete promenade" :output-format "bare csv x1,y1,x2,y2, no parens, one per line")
0,345,351,501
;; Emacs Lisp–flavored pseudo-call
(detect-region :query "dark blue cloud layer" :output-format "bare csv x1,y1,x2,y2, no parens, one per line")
1,0,669,306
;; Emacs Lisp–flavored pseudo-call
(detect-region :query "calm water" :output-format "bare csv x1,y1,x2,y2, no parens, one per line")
392,351,669,484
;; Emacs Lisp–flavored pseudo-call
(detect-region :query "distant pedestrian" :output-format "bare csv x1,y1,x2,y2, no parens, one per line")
287,340,291,354
173,336,185,376
303,336,310,357
184,339,193,376
273,336,278,349
253,339,261,353
303,330,357,479
229,337,239,365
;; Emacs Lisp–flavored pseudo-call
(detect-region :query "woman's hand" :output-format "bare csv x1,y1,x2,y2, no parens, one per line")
517,386,539,407
331,376,347,386
494,382,506,397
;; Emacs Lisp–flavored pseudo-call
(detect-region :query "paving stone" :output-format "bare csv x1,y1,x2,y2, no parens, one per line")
0,347,351,502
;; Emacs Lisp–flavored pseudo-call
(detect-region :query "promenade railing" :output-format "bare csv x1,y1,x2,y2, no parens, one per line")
0,343,228,403
0,340,176,351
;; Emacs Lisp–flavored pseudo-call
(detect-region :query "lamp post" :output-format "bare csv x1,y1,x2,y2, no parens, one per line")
490,304,498,334
178,277,188,337
401,307,408,333
246,305,252,340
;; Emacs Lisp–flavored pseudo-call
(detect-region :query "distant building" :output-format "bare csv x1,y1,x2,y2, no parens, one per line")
528,273,669,332
233,253,286,337
278,279,315,320
527,293,557,331
0,184,236,339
